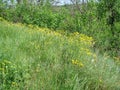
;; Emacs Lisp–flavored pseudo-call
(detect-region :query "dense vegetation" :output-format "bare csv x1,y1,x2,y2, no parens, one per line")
0,17,120,90
0,0,120,90
0,0,120,57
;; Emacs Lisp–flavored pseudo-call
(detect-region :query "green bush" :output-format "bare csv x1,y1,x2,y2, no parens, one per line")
0,4,65,30
0,1,120,57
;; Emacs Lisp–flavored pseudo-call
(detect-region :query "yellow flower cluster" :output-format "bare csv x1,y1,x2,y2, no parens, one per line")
72,60,84,67
68,32,94,47
27,26,62,38
80,34,93,42
79,34,94,46
1,19,94,49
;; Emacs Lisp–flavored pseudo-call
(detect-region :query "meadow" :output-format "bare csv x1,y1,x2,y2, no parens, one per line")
0,17,120,90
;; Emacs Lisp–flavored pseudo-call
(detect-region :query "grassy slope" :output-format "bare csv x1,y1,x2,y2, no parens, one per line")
0,19,120,90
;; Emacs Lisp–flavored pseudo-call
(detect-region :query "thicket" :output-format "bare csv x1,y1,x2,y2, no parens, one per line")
0,0,120,57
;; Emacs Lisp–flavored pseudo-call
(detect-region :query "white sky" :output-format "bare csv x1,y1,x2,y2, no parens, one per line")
54,0,72,5
55,0,88,5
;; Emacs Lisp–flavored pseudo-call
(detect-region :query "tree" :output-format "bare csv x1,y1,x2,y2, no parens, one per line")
97,0,120,54
16,0,22,4
97,0,120,35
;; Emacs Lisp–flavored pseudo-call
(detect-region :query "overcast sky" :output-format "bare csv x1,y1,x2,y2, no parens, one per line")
54,0,72,5
7,0,87,6
55,0,87,5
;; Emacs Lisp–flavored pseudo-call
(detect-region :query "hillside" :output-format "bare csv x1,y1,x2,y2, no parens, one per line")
0,18,120,90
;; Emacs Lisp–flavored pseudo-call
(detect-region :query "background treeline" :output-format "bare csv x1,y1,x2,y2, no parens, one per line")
0,0,120,57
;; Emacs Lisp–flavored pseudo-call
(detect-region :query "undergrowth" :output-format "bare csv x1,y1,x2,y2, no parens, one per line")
0,18,120,90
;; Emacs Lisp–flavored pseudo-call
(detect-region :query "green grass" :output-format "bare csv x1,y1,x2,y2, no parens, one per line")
0,18,120,90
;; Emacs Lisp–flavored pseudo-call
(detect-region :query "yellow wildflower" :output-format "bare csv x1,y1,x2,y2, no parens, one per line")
86,52,92,56
78,62,84,67
72,60,84,67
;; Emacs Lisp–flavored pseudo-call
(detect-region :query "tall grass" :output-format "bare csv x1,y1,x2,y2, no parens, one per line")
0,18,120,90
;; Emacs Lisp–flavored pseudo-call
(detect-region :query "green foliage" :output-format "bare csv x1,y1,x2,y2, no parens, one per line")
95,0,120,56
0,19,120,90
0,3,65,30
0,0,120,90
97,0,120,24
0,0,120,56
